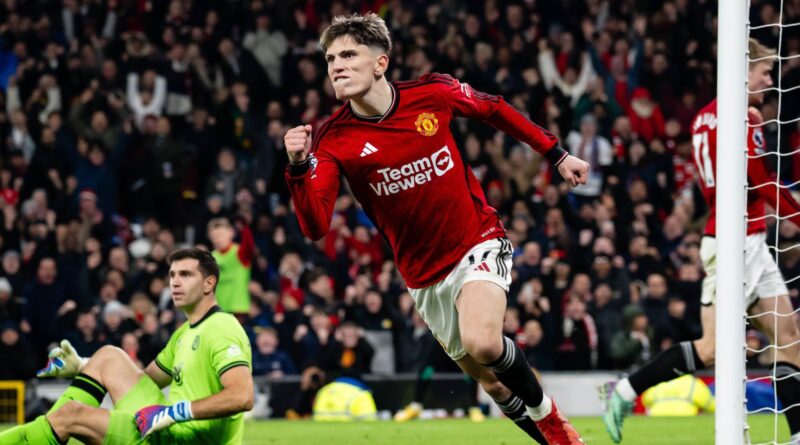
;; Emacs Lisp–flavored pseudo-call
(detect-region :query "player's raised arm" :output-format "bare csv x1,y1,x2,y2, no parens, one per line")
285,124,313,164
746,108,800,227
557,154,591,187
283,124,342,240
429,73,589,187
748,154,800,227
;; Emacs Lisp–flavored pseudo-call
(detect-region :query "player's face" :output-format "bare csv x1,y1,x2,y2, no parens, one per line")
169,258,214,309
325,36,387,100
748,61,774,105
208,226,234,250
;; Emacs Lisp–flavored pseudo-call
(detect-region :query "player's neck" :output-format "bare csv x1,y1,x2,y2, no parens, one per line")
350,79,393,118
184,295,217,325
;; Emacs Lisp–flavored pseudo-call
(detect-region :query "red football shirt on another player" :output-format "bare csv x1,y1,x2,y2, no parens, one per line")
286,74,563,288
691,99,800,236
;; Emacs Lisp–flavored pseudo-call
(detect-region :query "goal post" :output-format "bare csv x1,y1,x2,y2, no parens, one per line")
715,0,749,444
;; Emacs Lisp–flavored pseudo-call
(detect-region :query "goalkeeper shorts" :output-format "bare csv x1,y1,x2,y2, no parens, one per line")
104,375,166,445
104,376,196,445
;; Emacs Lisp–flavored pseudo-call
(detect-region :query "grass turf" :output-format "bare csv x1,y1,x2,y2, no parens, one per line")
235,415,789,445
1,415,790,444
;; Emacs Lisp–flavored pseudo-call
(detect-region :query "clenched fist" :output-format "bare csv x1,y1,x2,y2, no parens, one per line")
557,155,590,187
284,124,313,164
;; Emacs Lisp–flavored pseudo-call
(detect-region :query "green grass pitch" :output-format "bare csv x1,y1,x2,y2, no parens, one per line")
235,415,789,445
1,415,790,444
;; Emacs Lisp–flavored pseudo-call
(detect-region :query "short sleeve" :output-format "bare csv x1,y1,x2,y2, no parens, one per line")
210,326,252,377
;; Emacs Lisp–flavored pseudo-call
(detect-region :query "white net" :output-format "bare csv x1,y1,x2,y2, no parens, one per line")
744,2,800,443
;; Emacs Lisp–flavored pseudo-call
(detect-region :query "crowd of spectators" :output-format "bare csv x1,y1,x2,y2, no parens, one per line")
1,0,800,388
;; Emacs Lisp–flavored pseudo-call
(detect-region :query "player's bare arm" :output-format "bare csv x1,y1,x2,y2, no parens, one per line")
440,74,590,189
186,365,254,419
144,360,172,389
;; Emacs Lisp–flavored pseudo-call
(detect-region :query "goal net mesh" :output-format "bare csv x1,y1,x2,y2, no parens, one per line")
745,1,800,443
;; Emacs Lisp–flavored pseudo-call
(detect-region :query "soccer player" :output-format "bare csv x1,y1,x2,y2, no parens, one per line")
208,217,255,316
284,13,589,444
0,248,253,445
603,38,800,443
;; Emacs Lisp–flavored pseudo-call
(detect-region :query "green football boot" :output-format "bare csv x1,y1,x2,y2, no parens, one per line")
601,382,634,443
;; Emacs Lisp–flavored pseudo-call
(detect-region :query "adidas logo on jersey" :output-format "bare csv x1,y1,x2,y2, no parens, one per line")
360,142,379,157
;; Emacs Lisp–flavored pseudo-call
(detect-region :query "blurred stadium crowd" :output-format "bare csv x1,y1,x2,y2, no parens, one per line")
0,0,799,387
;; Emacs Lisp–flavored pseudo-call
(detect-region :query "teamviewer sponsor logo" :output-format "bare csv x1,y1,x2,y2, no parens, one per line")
369,145,455,196
431,146,454,176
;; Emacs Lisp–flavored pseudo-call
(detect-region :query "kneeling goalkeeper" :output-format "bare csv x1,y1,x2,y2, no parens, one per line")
0,248,253,445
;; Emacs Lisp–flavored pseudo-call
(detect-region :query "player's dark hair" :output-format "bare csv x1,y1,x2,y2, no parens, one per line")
167,248,220,285
319,13,392,55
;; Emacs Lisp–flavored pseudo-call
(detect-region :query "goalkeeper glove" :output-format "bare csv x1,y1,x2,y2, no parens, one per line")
37,340,89,378
135,401,193,438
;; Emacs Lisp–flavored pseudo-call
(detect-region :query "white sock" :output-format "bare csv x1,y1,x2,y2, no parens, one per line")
526,395,552,421
615,378,637,402
791,432,800,444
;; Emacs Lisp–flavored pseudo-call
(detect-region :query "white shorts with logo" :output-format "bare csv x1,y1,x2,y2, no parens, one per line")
700,232,788,308
408,238,513,361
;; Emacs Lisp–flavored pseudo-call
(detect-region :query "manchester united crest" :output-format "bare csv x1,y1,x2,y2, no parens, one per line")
415,112,439,136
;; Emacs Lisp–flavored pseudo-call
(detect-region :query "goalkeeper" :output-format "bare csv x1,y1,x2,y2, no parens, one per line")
0,248,254,445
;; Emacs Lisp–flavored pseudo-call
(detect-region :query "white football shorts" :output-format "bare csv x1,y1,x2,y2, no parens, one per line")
408,237,513,360
700,232,788,308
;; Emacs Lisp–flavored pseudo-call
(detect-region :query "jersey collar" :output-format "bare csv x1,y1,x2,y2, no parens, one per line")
190,305,222,328
348,82,399,124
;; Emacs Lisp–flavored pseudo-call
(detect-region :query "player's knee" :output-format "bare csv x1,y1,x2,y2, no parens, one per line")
83,345,128,378
462,335,503,364
63,400,89,417
49,401,86,431
779,334,800,351
777,329,800,360
95,345,129,366
97,344,125,357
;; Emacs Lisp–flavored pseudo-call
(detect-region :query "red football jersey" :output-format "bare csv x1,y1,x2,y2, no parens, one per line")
691,99,800,236
286,73,562,288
